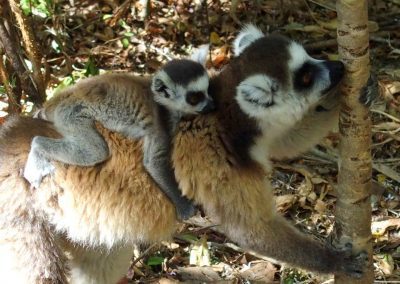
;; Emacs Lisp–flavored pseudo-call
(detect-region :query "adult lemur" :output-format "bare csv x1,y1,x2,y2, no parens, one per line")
24,54,214,220
0,25,376,283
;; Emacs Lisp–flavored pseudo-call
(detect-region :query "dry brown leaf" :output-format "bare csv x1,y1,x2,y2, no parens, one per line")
210,32,222,45
239,261,276,283
314,199,327,213
375,254,395,275
276,194,297,213
176,266,222,281
157,278,179,284
372,218,400,237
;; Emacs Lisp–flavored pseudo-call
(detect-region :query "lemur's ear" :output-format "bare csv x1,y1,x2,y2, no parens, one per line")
236,75,278,102
233,24,264,57
189,44,209,66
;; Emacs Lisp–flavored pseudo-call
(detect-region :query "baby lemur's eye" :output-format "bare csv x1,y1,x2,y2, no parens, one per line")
302,72,313,87
186,91,205,106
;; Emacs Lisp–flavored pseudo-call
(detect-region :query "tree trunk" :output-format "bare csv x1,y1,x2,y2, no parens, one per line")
335,0,373,283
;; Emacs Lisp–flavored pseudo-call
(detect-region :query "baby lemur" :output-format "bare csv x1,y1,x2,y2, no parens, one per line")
23,55,214,220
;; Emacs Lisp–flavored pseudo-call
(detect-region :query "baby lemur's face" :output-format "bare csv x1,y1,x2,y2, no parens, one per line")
151,59,215,115
233,25,344,129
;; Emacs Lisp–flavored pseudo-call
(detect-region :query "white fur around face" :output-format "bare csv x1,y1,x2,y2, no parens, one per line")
152,70,211,115
236,74,277,118
236,72,323,144
187,73,209,92
233,24,264,56
288,41,331,98
288,41,309,71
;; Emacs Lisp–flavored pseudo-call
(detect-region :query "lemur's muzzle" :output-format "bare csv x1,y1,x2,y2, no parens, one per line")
199,99,216,114
322,61,345,94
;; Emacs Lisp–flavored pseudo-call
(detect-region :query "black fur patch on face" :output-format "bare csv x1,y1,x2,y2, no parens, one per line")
238,35,291,87
162,59,206,86
293,62,320,92
186,91,205,106
321,61,344,94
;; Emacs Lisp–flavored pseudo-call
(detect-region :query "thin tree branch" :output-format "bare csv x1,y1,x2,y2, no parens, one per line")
334,0,373,283
8,0,46,102
0,20,43,106
0,47,21,113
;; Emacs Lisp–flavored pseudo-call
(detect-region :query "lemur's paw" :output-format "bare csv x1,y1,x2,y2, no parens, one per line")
24,152,55,188
335,243,369,278
176,200,197,220
360,74,379,107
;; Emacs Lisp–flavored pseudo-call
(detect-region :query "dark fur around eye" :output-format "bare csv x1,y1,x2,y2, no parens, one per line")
154,79,170,98
186,91,205,106
294,62,320,91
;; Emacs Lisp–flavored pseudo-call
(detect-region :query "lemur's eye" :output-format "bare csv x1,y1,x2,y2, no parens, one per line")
302,72,313,87
294,62,318,91
186,91,205,106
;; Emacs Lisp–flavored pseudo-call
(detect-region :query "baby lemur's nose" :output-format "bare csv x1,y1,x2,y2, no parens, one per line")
199,99,216,114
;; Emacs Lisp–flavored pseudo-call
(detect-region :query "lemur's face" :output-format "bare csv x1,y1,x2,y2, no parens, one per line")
152,59,215,115
232,25,344,130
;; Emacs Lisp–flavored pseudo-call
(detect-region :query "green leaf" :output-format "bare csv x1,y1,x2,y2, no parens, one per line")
20,0,32,15
283,277,294,284
0,85,6,95
84,57,99,77
118,19,130,30
53,76,74,94
121,38,130,49
146,256,165,266
102,14,113,20
178,233,199,243
20,0,53,17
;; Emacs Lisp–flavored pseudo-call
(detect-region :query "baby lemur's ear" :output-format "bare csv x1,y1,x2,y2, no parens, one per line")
189,44,209,66
233,24,264,57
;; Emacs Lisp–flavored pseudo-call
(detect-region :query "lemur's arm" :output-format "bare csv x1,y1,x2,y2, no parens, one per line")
142,106,196,220
143,134,196,220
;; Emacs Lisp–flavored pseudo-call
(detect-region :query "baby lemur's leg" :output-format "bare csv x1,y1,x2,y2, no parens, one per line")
24,104,109,188
143,132,196,220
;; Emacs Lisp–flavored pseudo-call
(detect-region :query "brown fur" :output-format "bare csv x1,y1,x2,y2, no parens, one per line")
0,117,176,283
0,35,359,283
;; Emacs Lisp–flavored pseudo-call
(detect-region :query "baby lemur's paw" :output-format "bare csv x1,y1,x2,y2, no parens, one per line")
334,243,369,278
24,151,55,188
176,198,197,220
360,74,379,107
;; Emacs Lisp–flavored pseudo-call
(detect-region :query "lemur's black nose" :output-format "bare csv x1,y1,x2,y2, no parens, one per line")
326,61,344,85
322,61,345,94
199,99,216,114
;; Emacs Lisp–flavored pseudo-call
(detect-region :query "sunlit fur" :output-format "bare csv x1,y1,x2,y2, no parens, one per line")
0,26,366,284
233,25,338,168
233,24,264,56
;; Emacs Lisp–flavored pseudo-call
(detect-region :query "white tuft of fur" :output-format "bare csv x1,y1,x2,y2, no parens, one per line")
233,24,264,57
187,73,209,92
235,74,276,118
288,41,310,71
190,44,210,66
